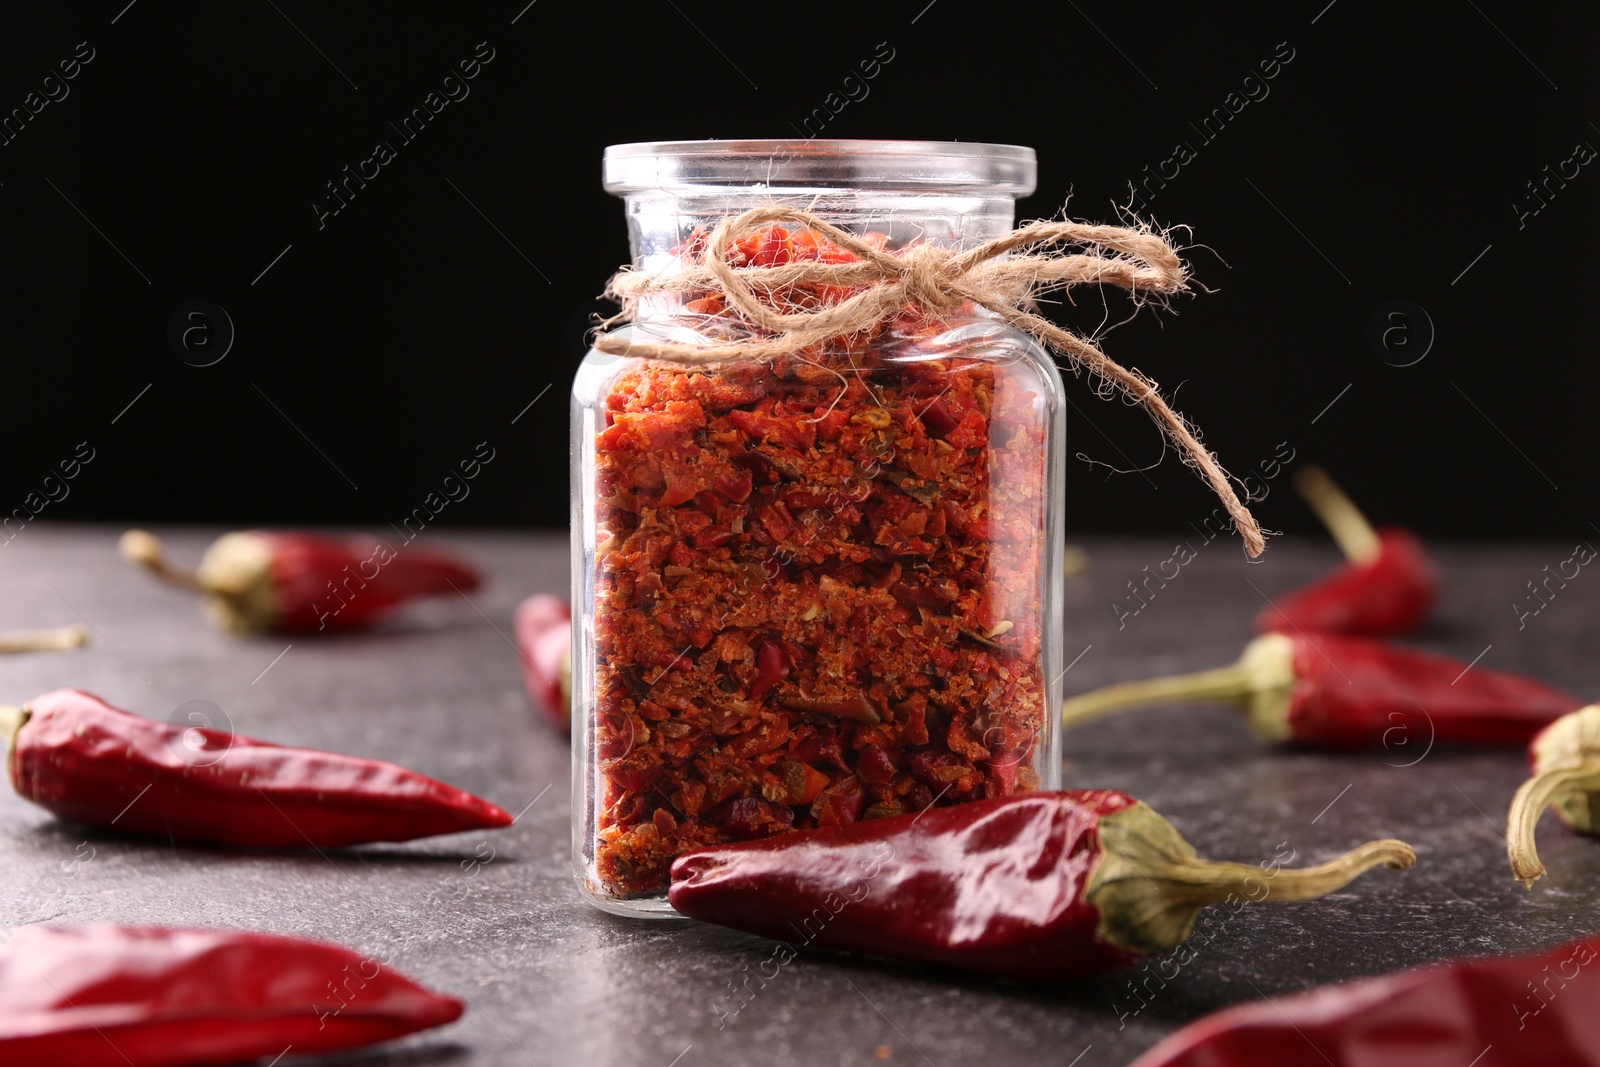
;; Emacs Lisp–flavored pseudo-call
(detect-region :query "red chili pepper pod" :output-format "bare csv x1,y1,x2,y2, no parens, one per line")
1127,934,1600,1067
119,529,482,633
514,594,571,729
1,690,513,848
1507,704,1600,888
1255,466,1439,636
669,790,1413,981
1061,632,1580,749
0,925,462,1067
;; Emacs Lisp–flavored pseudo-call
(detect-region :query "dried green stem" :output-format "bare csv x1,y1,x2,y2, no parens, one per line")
1293,465,1381,564
1089,802,1416,957
1061,664,1252,729
559,648,572,723
0,625,87,653
1060,633,1298,741
0,705,29,754
119,529,204,591
1507,762,1600,889
1155,839,1417,906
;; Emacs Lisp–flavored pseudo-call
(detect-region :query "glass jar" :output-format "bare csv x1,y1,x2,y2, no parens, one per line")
572,140,1064,917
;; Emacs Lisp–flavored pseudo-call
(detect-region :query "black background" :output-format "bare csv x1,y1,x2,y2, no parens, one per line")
3,2,1595,543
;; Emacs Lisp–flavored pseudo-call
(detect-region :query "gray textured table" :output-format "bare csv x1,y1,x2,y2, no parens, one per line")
4,526,1599,1066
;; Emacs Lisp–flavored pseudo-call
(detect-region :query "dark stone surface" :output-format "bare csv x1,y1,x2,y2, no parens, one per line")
3,526,1598,1066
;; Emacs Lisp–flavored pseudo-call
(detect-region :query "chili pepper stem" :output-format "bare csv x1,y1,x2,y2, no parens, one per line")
1153,839,1418,905
0,705,28,750
118,530,204,591
1060,634,1297,741
1061,664,1252,725
1292,465,1382,564
1506,762,1600,889
559,647,572,717
1089,802,1416,956
0,625,88,653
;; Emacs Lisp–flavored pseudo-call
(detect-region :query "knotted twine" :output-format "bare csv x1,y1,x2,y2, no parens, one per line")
595,205,1265,557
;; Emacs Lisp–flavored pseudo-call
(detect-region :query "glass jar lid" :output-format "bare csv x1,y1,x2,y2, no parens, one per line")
603,139,1036,197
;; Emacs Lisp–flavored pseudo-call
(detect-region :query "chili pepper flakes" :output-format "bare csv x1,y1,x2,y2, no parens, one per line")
588,225,1053,897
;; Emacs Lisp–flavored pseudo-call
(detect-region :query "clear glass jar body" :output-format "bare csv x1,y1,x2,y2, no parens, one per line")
572,142,1064,916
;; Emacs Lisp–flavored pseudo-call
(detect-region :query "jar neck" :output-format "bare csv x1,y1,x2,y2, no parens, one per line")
622,190,1018,267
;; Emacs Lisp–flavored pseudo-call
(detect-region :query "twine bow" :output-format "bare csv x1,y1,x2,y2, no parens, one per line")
596,205,1264,557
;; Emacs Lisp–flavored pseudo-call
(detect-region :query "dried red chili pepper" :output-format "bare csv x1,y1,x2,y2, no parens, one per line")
1127,933,1600,1067
515,593,571,729
119,529,481,633
670,789,1413,981
0,924,462,1066
1508,703,1600,887
1060,632,1579,749
1256,466,1438,636
1,689,512,847
0,626,86,653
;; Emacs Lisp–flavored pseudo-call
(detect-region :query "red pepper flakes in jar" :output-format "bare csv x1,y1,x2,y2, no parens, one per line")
573,140,1067,912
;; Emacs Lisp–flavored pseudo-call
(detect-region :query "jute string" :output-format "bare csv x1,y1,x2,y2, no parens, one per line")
595,205,1264,557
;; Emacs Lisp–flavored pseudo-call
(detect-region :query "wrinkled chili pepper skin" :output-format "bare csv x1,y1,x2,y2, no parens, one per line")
0,925,462,1067
1256,528,1438,637
514,594,571,729
670,790,1143,981
265,532,482,631
8,690,513,847
1128,934,1600,1067
1286,633,1580,748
